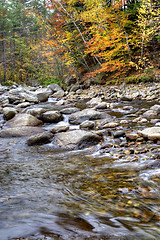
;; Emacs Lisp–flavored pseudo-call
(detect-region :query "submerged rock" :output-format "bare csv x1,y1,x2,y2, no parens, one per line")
55,130,102,150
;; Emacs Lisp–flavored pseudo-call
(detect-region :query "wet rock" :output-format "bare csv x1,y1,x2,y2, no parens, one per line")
7,113,43,127
69,109,111,125
113,130,125,138
55,130,102,150
8,87,38,103
3,107,17,120
42,111,63,123
80,120,95,129
60,107,80,114
120,120,128,125
37,92,49,102
26,108,46,119
138,127,160,141
49,84,63,93
51,125,69,133
0,126,44,137
27,132,54,146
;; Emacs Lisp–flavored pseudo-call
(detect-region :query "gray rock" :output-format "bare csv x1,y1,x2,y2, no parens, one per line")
52,90,65,98
150,105,160,114
69,109,111,125
3,107,17,120
126,133,139,141
27,132,54,146
49,84,63,93
60,107,80,114
26,108,46,119
96,102,108,109
7,113,43,127
143,110,158,118
42,111,63,123
0,126,44,137
114,130,125,138
8,87,38,103
80,120,95,129
51,125,69,133
120,95,133,101
16,102,31,108
103,122,119,128
138,127,160,141
55,130,102,150
87,97,102,106
37,92,49,102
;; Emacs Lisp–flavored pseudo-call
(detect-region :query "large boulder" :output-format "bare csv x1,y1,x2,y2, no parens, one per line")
8,87,38,103
69,109,111,124
150,105,160,114
138,127,160,141
3,107,17,120
0,126,44,137
27,132,54,146
143,110,158,118
7,113,43,127
55,130,102,150
42,111,63,123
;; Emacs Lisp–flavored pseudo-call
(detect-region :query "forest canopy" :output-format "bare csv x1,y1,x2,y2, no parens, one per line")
0,0,160,85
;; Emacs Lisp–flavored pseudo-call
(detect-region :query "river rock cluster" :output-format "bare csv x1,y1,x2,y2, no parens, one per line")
0,82,159,151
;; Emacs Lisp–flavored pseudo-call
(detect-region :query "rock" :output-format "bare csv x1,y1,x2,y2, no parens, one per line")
76,89,83,94
120,95,133,101
138,127,160,141
120,120,128,125
0,126,44,137
27,132,54,146
69,109,111,125
103,122,119,128
26,108,46,119
52,90,65,98
3,107,17,120
8,87,38,103
96,102,108,109
87,97,102,106
49,84,63,93
143,110,158,118
16,102,31,108
114,130,125,138
37,92,49,102
55,130,102,150
51,125,69,133
42,111,63,123
7,113,43,127
60,107,80,114
150,105,160,114
80,120,95,129
126,133,139,141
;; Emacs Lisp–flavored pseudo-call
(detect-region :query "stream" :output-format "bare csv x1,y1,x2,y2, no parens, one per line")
0,97,160,240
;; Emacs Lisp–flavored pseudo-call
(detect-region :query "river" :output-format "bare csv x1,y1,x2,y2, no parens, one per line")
0,97,160,240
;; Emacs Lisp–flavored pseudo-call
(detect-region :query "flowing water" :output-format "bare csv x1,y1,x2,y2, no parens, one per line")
0,98,160,240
